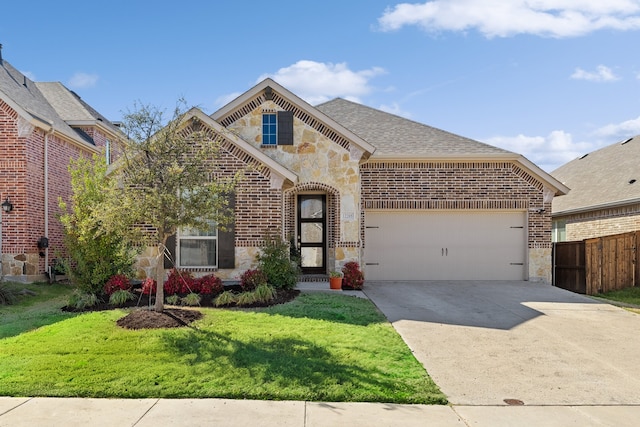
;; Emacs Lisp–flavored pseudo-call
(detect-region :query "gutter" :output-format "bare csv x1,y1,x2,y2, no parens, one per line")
44,122,54,272
552,197,640,217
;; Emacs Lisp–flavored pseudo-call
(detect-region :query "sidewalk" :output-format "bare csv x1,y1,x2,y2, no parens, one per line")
2,397,640,426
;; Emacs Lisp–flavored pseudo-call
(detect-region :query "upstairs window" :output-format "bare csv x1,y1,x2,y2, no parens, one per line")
262,113,277,145
262,111,293,146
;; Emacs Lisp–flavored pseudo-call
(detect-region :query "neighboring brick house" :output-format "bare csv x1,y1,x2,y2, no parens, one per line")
138,78,568,284
551,135,640,242
0,52,123,281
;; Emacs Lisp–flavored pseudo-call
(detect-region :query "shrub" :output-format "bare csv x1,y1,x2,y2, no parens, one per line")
164,269,195,295
165,294,180,305
342,261,364,290
236,291,258,306
104,275,131,296
141,278,157,295
67,290,98,310
239,269,267,292
181,292,201,307
59,154,137,295
109,289,135,306
257,233,300,290
0,284,17,305
214,290,237,307
196,274,223,295
253,284,276,303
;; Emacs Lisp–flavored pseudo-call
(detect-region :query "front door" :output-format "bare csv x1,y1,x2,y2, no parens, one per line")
297,195,326,274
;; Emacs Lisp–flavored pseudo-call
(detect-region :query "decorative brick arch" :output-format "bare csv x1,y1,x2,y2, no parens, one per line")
284,182,341,250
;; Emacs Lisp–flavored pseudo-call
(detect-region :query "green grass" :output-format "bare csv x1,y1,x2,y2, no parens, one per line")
0,292,446,404
0,282,77,339
596,287,640,307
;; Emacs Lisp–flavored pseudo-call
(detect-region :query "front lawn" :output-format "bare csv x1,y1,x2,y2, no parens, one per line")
0,292,446,404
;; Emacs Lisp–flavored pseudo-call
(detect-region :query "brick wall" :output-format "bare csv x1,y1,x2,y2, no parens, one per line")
360,160,552,249
561,203,640,241
1,99,104,278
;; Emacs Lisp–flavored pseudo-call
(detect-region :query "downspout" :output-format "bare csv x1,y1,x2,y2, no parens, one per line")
44,123,53,274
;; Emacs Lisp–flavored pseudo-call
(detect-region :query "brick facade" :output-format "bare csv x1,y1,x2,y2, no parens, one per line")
1,98,116,280
558,203,640,241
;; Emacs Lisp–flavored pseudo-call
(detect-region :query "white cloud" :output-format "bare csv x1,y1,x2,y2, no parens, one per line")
484,130,594,172
594,115,640,138
214,91,242,108
378,0,640,38
378,102,413,118
67,72,99,89
571,65,620,81
257,60,386,105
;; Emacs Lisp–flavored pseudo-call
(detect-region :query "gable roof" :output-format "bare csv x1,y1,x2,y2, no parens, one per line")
0,59,120,148
211,78,376,160
184,108,297,188
316,98,568,195
552,136,640,215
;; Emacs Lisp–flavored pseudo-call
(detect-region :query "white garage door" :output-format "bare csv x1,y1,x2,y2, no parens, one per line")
364,211,526,280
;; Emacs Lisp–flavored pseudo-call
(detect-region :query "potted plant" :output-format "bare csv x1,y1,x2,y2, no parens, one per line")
329,270,343,290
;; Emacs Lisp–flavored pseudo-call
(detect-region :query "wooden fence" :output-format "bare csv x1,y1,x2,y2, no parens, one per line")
553,231,639,295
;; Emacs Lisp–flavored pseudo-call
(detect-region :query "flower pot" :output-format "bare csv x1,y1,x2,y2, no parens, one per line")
329,277,342,290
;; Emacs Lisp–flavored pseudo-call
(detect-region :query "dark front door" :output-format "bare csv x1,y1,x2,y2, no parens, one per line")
297,195,326,274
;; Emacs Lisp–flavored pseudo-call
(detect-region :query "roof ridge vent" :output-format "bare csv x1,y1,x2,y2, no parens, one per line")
621,137,633,145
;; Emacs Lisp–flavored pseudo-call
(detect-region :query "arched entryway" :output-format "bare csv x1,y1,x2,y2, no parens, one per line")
284,183,340,276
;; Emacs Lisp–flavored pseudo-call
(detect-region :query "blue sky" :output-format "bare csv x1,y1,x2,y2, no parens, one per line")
2,0,639,172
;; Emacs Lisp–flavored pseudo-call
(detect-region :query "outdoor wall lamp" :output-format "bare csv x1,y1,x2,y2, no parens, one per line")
2,197,13,213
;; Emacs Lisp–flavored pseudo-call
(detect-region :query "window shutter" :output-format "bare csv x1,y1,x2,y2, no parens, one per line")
218,193,236,269
164,234,176,269
277,111,294,146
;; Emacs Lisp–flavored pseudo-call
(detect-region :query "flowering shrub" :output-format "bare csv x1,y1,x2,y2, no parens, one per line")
103,274,131,296
240,269,268,292
141,277,157,295
341,261,364,290
196,274,223,295
164,269,195,295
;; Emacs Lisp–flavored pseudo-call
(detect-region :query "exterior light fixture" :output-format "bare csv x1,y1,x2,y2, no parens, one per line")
1,197,13,213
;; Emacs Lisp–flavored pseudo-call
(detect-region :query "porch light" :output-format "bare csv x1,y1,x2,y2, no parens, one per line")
2,197,13,213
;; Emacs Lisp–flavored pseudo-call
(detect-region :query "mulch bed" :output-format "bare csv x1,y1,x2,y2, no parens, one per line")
63,288,300,330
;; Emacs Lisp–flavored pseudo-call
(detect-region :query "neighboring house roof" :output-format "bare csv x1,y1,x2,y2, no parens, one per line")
316,98,511,158
316,98,568,196
0,58,119,148
552,135,640,215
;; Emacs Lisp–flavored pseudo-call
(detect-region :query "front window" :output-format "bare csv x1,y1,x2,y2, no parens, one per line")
262,113,277,145
178,219,217,267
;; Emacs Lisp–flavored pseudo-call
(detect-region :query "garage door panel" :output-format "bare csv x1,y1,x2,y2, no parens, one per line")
364,211,526,281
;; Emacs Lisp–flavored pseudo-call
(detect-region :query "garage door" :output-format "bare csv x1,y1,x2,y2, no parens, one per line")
364,211,526,280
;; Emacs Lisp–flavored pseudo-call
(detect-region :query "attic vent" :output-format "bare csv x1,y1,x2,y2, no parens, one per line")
621,137,633,145
629,179,637,185
579,153,589,159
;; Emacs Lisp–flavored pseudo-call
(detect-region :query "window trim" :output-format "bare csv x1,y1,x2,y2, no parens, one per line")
262,113,277,146
176,221,219,269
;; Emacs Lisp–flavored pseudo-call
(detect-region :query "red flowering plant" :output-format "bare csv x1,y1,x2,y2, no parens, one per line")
163,269,195,295
103,274,131,296
196,274,223,295
141,278,157,295
341,261,364,290
240,269,268,292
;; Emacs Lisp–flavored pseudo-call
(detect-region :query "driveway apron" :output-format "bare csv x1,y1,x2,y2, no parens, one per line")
364,281,640,406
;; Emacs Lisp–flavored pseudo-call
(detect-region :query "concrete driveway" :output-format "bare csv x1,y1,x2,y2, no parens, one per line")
364,281,640,406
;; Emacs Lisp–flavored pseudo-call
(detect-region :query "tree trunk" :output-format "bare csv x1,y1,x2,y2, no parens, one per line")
154,234,167,312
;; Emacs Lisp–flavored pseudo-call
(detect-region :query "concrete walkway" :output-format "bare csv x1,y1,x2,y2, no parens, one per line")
2,397,640,426
3,282,640,425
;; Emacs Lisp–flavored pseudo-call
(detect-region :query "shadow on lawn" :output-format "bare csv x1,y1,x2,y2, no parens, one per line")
162,327,423,402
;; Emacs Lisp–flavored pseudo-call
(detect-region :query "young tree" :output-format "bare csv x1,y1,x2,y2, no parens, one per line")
105,101,239,312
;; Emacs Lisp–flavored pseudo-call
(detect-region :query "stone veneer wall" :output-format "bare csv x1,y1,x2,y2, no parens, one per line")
360,160,555,283
226,100,363,272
